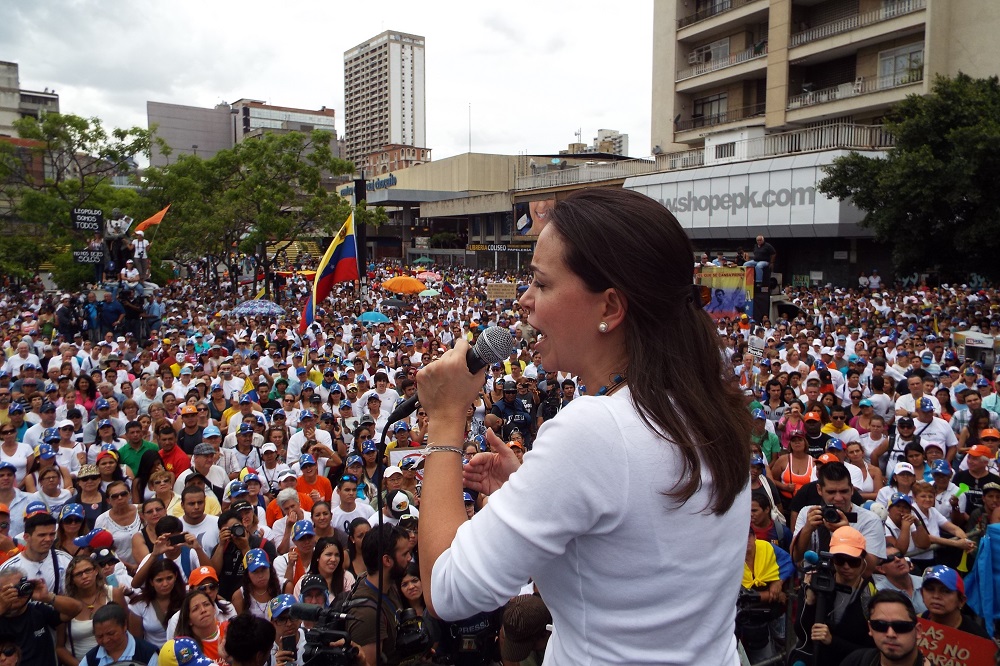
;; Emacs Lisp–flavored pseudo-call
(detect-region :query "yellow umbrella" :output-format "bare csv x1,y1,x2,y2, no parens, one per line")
382,276,427,295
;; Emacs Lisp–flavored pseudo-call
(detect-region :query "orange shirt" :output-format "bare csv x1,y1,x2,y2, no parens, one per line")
297,475,333,503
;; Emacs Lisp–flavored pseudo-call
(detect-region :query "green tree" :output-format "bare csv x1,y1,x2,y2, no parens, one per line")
0,113,152,284
146,129,355,299
818,73,1000,279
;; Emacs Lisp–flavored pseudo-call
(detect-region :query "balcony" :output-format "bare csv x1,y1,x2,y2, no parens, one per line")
790,0,926,47
677,42,768,81
678,0,762,29
676,102,766,131
787,70,924,109
514,123,894,191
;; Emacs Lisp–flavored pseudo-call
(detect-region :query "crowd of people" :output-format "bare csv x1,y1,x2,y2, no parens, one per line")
0,228,997,665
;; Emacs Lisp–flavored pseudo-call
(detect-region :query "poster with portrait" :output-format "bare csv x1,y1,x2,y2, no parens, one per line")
696,266,754,321
512,197,555,238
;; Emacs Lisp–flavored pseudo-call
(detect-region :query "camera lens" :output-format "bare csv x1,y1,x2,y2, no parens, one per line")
230,524,246,538
822,506,841,523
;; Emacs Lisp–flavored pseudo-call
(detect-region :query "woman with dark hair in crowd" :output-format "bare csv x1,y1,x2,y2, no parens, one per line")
346,517,370,578
69,463,108,526
55,503,89,557
173,589,228,662
419,187,752,664
131,497,168,564
132,449,166,503
128,558,186,648
294,536,354,597
231,548,281,618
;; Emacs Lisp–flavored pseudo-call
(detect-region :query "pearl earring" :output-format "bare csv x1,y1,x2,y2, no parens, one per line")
598,322,609,333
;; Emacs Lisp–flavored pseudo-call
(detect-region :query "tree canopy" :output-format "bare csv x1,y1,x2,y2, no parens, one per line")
818,73,1000,280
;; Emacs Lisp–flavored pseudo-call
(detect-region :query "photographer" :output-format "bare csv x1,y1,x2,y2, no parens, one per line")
0,566,84,666
796,527,877,665
346,523,413,666
792,462,887,571
210,508,252,599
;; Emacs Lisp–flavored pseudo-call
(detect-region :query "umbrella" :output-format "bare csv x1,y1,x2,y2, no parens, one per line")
231,299,284,317
419,289,440,297
381,298,406,309
416,271,441,281
382,276,427,295
413,257,433,264
359,311,391,324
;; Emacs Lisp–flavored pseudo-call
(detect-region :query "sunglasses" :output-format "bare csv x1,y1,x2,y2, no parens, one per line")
61,517,83,524
197,582,219,592
869,619,917,634
832,555,863,567
340,474,359,483
0,522,8,530
109,491,130,500
79,475,100,482
0,430,14,435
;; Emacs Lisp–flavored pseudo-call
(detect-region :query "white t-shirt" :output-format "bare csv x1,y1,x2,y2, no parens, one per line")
913,417,958,452
430,388,746,665
1,549,72,594
286,429,333,465
330,502,375,534
859,434,886,463
180,514,220,554
136,549,201,583
895,394,942,417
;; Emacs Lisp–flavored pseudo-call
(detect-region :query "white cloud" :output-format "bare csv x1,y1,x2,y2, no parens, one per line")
3,0,652,159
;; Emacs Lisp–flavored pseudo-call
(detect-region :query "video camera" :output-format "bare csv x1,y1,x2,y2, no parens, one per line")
802,550,837,594
290,602,358,666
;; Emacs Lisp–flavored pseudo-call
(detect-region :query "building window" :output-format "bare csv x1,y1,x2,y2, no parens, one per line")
715,142,736,159
878,43,923,86
693,92,728,126
690,37,730,65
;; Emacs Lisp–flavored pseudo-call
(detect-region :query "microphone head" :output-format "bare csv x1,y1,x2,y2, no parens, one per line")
803,550,820,565
476,326,516,365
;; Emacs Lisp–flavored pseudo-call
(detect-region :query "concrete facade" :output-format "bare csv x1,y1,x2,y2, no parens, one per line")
0,61,59,138
147,101,235,167
343,30,427,168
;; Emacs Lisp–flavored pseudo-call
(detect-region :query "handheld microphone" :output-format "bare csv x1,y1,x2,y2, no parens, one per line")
803,550,820,566
382,326,516,425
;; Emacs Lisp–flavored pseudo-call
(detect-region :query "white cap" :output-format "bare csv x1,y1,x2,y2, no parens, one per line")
384,465,403,477
277,469,296,482
260,442,278,454
57,419,74,429
135,230,144,235
893,462,916,476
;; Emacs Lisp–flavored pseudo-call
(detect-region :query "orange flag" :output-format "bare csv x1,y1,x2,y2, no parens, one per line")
135,204,170,232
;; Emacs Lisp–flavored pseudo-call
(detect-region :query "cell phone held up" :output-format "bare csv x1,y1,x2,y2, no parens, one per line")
281,634,297,658
168,533,187,546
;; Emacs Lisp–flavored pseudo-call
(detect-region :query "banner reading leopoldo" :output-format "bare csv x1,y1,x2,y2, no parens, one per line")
916,618,995,665
696,266,753,322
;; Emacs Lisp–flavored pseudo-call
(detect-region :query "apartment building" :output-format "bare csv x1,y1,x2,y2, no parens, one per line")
0,61,59,138
343,30,428,169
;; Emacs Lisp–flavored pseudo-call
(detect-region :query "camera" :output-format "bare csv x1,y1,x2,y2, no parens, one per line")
15,578,34,598
735,589,781,652
822,504,841,523
290,603,358,666
230,524,246,538
803,550,837,594
394,607,431,657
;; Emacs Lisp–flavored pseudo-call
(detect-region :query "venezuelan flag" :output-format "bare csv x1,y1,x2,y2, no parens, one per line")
298,214,359,334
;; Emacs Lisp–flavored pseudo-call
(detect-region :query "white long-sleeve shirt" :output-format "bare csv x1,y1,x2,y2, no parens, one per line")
430,388,746,665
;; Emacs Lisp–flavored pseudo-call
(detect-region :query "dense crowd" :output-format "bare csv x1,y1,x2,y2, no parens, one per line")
0,255,997,665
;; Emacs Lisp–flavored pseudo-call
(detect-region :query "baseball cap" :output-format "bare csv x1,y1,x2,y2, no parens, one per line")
931,459,953,476
859,399,873,407
237,423,253,434
202,425,221,438
967,444,993,458
93,547,119,565
828,526,866,558
387,490,412,517
34,443,56,459
983,482,1000,494
0,461,14,474
292,520,316,541
243,548,270,572
361,440,377,454
804,412,822,422
73,528,115,549
918,397,934,412
94,398,110,410
889,492,913,507
922,565,965,595
393,421,410,433
893,461,916,476
965,367,977,376
260,442,278,454
751,408,766,420
277,469,297,483
6,403,23,415
180,404,198,415
384,465,403,478
345,454,363,467
816,453,839,465
826,438,844,451
299,410,315,420
897,417,915,428
59,503,85,522
979,428,1000,440
267,594,296,620
42,427,59,443
339,399,352,410
159,637,215,666
188,566,219,587
227,480,248,497
231,500,253,513
750,455,766,468
193,443,215,456
978,378,991,387
299,573,329,594
96,418,113,429
299,454,316,467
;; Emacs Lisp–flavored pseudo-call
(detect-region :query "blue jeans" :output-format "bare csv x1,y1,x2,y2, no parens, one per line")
744,260,769,282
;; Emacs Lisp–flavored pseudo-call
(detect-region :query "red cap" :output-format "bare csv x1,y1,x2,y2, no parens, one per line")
816,453,840,465
968,444,994,458
804,412,823,422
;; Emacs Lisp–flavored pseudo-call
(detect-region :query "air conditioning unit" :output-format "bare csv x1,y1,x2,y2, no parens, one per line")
688,52,705,65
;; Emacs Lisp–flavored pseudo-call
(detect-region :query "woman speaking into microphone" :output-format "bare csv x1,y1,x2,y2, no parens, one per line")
417,188,752,665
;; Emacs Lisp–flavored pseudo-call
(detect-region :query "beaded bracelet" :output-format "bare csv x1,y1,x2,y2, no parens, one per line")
425,445,464,456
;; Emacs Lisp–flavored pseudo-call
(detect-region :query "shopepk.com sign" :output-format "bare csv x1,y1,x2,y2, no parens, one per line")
624,150,871,239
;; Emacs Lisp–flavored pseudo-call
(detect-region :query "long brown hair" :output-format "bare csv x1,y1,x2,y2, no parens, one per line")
548,187,751,513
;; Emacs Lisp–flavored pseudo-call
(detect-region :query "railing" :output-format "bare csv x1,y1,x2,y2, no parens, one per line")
514,123,894,190
678,0,764,29
677,42,768,81
675,102,766,131
787,70,924,109
790,0,926,47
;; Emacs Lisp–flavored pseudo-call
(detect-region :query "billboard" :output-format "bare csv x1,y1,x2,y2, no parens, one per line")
512,197,555,238
696,266,753,321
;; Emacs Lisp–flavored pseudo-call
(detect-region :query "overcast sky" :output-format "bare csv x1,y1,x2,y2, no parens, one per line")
3,0,653,161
